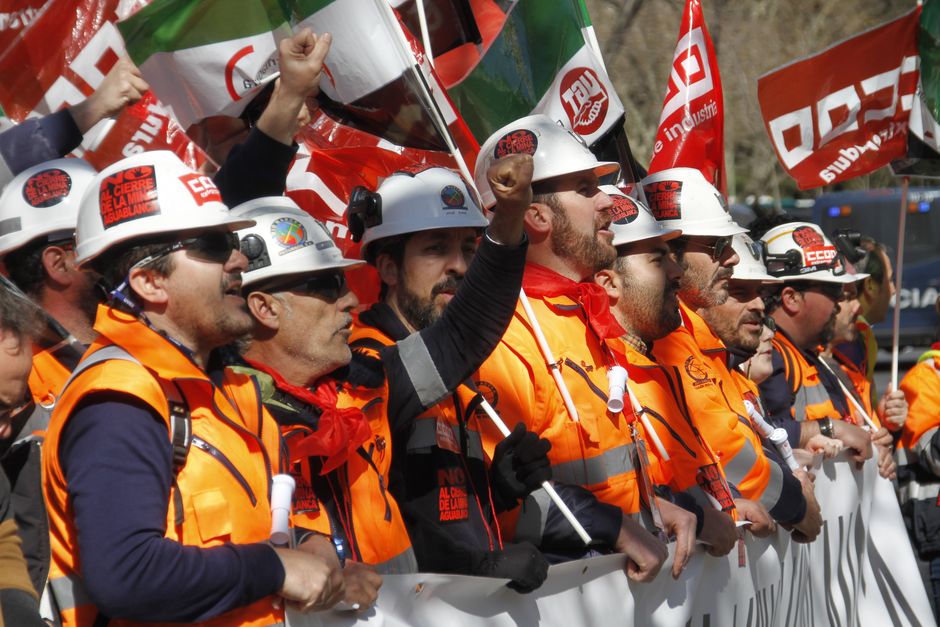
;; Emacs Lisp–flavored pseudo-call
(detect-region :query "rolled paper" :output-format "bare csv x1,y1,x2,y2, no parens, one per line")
607,365,628,413
270,473,296,546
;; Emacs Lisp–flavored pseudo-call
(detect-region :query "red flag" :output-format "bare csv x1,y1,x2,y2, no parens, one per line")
648,0,725,193
757,8,919,190
0,0,207,171
286,111,464,305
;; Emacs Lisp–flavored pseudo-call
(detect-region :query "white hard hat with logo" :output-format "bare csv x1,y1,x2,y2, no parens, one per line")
0,158,97,257
730,233,781,283
641,167,746,237
75,150,254,266
474,114,620,209
347,166,489,262
603,185,681,247
760,222,862,284
232,197,364,290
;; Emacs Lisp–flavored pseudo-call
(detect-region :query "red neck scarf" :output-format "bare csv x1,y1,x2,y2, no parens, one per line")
522,263,625,340
245,358,372,475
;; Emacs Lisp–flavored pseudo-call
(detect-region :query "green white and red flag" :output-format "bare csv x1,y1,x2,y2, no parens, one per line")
409,0,625,149
647,0,725,194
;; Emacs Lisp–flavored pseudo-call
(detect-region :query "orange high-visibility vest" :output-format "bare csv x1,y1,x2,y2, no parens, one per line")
772,331,846,424
476,294,645,517
43,306,285,627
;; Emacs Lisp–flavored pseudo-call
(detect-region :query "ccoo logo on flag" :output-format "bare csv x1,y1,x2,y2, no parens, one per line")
659,27,714,125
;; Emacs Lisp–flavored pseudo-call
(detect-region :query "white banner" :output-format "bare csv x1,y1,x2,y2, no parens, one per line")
288,454,934,627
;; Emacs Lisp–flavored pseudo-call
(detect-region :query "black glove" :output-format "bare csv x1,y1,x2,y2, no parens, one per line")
474,541,549,593
490,423,552,510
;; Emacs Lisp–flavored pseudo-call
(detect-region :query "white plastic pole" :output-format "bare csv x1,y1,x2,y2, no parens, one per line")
743,399,775,439
816,359,879,431
625,384,670,462
891,176,909,390
477,398,593,545
415,0,434,66
270,474,295,547
769,428,801,471
518,289,582,423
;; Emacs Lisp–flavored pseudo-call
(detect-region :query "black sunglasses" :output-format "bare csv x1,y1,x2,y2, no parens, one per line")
762,314,777,332
273,271,347,301
683,235,733,261
799,281,845,302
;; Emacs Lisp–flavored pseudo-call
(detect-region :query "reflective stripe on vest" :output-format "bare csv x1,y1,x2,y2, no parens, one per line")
398,332,450,408
793,379,833,422
551,442,636,487
514,487,554,546
48,573,92,612
374,546,418,575
406,417,485,461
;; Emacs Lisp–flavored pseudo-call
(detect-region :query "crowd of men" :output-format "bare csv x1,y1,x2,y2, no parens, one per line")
0,27,938,627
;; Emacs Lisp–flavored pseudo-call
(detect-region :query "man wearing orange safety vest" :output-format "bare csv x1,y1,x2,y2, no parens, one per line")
593,187,739,557
754,221,874,467
43,151,345,626
897,296,940,617
644,168,818,541
346,161,559,591
473,115,698,582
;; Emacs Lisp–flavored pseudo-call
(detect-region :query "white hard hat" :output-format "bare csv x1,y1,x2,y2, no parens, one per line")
730,233,781,283
231,197,364,290
0,158,97,257
474,114,620,209
641,167,746,237
348,166,489,262
75,151,253,266
603,185,681,247
760,222,861,284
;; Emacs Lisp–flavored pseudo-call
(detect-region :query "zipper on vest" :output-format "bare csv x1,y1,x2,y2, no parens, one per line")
191,436,258,506
357,445,392,522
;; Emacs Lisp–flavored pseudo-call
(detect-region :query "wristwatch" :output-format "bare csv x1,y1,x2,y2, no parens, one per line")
819,417,834,439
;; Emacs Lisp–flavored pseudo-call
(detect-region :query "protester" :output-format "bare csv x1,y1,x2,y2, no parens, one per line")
756,221,875,464
642,169,817,540
42,151,345,625
0,283,46,626
593,188,739,557
0,57,147,188
473,114,698,583
897,295,940,618
344,161,557,591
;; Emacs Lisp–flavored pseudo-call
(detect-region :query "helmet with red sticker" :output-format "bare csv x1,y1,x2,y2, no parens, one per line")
474,114,620,209
640,167,746,237
760,221,867,284
0,158,97,257
74,151,253,266
603,185,681,247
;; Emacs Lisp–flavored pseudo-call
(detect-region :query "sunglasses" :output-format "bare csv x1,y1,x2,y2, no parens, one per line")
799,281,845,302
683,235,733,261
762,314,777,332
276,271,347,301
141,231,241,267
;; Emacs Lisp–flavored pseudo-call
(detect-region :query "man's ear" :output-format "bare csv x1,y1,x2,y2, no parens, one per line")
246,291,283,331
523,201,553,241
127,266,169,307
375,253,400,290
779,286,802,316
41,245,73,287
594,268,622,302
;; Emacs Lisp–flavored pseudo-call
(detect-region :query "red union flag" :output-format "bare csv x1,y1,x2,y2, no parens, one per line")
648,0,725,193
758,8,920,190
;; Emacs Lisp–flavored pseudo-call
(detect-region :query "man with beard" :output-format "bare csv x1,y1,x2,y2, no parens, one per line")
755,221,873,465
472,115,697,583
593,189,739,558
645,169,814,540
42,152,345,625
347,160,558,591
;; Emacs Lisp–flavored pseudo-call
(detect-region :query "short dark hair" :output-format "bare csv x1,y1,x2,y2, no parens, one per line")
5,240,52,297
91,239,176,312
0,281,44,341
369,234,409,300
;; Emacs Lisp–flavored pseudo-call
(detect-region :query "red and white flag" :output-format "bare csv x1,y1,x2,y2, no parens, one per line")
648,0,725,193
757,8,920,190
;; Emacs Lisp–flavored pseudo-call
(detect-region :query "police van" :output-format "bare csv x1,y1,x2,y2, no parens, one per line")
812,188,940,350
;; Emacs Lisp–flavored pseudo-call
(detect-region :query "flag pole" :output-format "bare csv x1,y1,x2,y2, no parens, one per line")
890,176,909,390
415,0,434,66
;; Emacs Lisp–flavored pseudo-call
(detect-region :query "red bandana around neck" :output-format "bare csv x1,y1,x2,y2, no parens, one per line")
522,263,625,340
245,358,372,474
